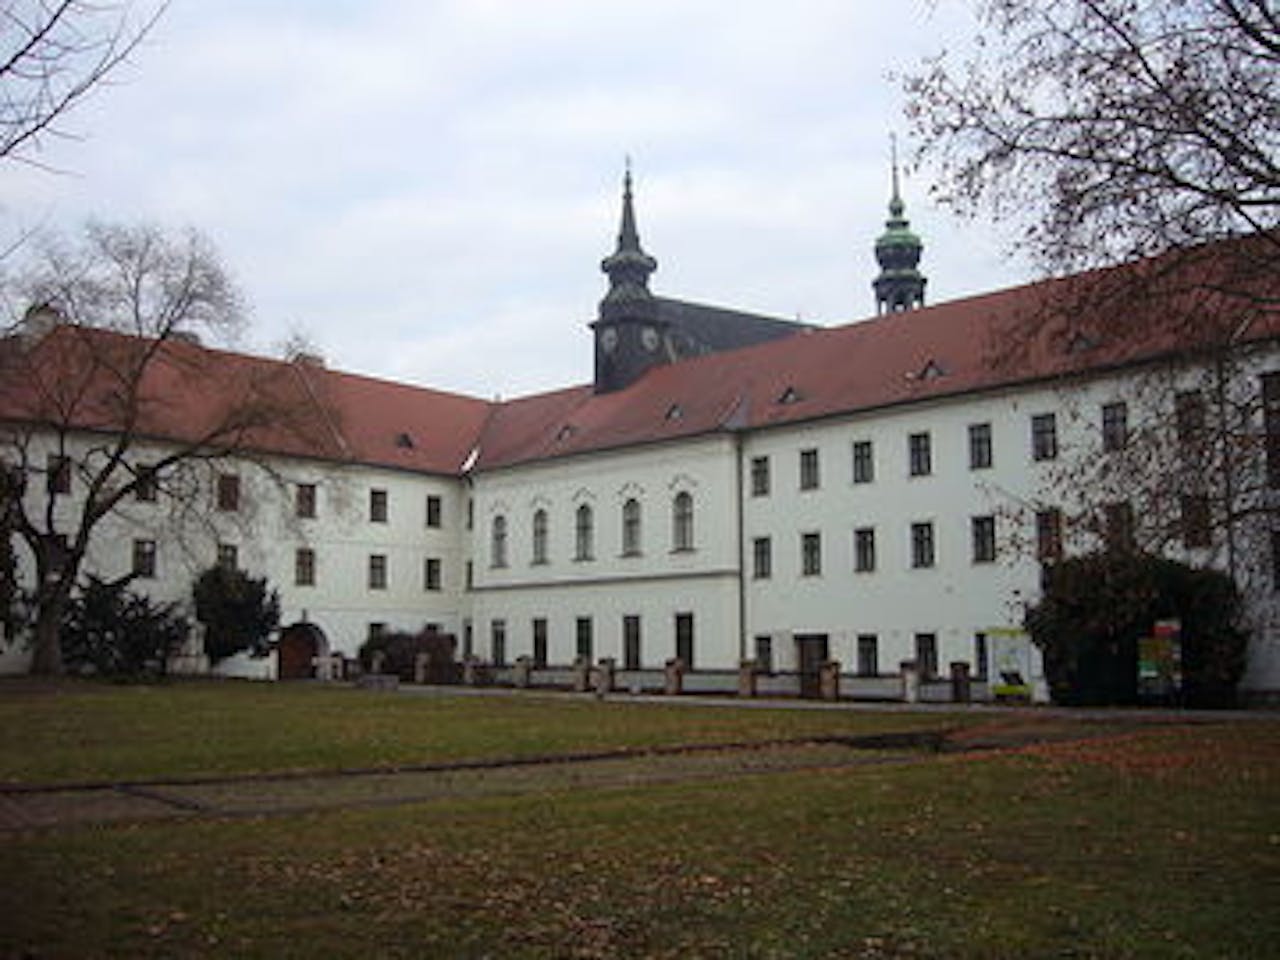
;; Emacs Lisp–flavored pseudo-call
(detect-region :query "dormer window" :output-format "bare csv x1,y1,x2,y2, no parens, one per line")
777,386,801,405
919,359,945,381
395,432,414,449
1066,331,1099,354
556,424,576,443
665,403,683,421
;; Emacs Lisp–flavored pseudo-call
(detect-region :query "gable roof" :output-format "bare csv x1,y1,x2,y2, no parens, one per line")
5,238,1275,479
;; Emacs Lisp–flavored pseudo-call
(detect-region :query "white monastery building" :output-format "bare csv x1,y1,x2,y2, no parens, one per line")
3,171,1278,703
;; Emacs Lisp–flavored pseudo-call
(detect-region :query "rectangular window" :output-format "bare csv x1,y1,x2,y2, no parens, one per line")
1036,508,1063,563
368,622,386,641
575,617,593,662
216,472,240,511
752,536,772,579
1104,501,1135,552
801,532,822,576
1102,401,1128,452
910,522,935,569
854,526,876,573
426,494,442,528
132,539,156,578
135,465,157,502
915,632,939,679
754,635,773,674
1031,413,1058,461
675,612,695,669
370,488,388,523
1175,390,1205,446
856,633,878,677
424,557,442,591
1264,373,1280,488
852,440,874,484
465,560,473,591
623,615,641,670
47,454,71,495
974,632,989,681
217,543,238,571
368,553,387,590
491,619,506,667
295,547,316,586
750,456,770,496
908,432,932,477
1181,494,1211,549
971,515,996,564
799,448,820,490
532,618,548,668
1273,531,1280,591
295,483,316,519
968,423,992,470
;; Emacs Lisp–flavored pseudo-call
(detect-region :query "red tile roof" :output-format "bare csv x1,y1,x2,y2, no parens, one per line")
5,240,1275,477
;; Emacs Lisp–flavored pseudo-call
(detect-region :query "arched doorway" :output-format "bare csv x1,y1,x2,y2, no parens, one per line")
277,622,328,680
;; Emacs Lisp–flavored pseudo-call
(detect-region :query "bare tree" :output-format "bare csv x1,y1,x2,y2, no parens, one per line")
0,222,330,675
906,3,1280,679
1,1,166,168
906,0,1278,277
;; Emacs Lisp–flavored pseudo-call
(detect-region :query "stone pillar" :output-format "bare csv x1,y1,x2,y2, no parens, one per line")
463,655,480,687
594,657,615,696
664,657,684,696
370,650,387,676
738,659,758,698
514,655,532,689
332,654,347,681
900,660,920,704
572,656,590,693
413,652,431,685
820,660,841,701
950,661,972,703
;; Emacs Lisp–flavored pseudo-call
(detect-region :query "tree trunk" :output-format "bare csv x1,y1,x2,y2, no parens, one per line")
30,599,65,675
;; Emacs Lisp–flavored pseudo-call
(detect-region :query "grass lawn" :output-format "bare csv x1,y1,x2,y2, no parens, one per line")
1,680,1277,958
0,679,978,784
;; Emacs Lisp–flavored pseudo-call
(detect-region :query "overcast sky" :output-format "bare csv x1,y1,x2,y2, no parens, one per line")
1,0,1028,400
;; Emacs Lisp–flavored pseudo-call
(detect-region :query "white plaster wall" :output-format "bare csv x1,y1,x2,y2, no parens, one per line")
468,435,745,668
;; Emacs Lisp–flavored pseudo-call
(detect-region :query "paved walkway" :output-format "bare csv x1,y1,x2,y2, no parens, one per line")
0,736,926,833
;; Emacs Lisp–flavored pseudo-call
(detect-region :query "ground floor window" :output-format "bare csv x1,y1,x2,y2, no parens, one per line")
754,635,773,674
675,613,694,668
856,633,878,677
915,632,938,679
973,632,988,680
576,617,593,663
624,615,641,670
491,619,506,667
532,618,548,668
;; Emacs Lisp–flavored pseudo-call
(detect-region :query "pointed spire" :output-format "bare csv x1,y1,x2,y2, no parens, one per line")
873,135,927,314
600,162,658,323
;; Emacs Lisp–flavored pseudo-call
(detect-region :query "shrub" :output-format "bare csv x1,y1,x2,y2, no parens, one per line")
358,627,458,682
193,565,280,663
62,575,189,677
1026,552,1247,708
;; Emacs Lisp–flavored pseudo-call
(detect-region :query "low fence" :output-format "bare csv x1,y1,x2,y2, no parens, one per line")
330,653,1001,705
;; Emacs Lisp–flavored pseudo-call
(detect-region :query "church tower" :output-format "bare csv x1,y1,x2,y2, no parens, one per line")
872,142,927,314
591,167,671,394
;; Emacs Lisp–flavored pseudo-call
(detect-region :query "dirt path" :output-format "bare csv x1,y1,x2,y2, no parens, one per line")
0,720,1166,833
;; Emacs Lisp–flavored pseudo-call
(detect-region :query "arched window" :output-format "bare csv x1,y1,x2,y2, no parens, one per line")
622,498,642,556
491,514,508,568
575,503,594,561
673,491,694,551
532,509,548,564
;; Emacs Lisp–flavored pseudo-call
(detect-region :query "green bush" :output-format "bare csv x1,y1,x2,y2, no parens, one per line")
193,565,280,663
62,575,189,677
358,627,458,682
1026,552,1247,708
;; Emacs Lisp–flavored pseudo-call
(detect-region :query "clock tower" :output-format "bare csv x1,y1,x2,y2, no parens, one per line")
592,167,671,394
